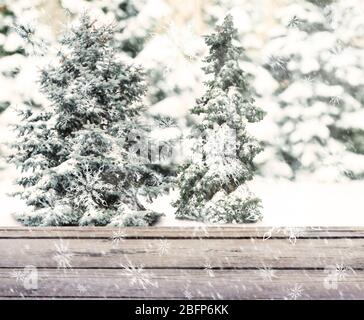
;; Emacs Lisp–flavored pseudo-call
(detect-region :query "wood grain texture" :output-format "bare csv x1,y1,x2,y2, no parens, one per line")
0,227,362,299
0,270,362,299
0,238,361,269
1,226,364,238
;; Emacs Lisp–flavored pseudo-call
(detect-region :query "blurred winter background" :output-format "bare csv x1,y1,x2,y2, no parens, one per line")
0,0,363,226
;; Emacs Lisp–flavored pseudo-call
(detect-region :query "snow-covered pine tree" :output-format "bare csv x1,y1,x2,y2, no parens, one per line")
101,0,169,58
0,0,53,166
0,0,37,113
10,14,167,226
261,0,364,180
61,0,170,58
0,1,24,63
174,15,265,223
0,1,16,113
327,0,364,169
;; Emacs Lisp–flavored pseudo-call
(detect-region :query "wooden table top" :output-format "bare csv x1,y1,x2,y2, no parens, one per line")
0,227,362,299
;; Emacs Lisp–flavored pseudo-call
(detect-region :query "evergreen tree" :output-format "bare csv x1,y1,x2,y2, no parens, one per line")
100,0,167,58
0,0,40,113
0,1,16,113
174,15,265,223
0,1,23,60
261,0,364,180
0,0,53,165
61,0,170,58
10,14,167,226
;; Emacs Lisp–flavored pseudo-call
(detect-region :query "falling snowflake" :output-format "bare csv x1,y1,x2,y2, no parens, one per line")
11,270,25,283
120,258,158,290
329,40,345,56
329,96,341,105
324,263,356,289
53,239,73,270
286,284,304,300
192,225,209,238
158,239,170,256
76,284,87,294
286,227,305,245
161,65,173,78
334,263,355,280
257,267,278,281
57,113,75,131
183,287,193,300
111,229,127,247
287,15,302,28
13,22,48,56
13,23,35,41
203,262,215,278
268,55,287,71
329,46,342,56
155,115,177,129
303,75,315,85
80,81,93,95
263,229,274,241
203,125,243,184
11,266,38,290
68,163,110,209
163,21,200,62
263,226,305,245
324,272,339,290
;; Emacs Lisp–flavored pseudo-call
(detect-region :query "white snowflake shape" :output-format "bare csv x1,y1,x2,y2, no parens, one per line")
333,263,355,281
329,96,341,105
329,40,345,56
11,270,25,283
69,163,110,209
257,267,278,282
287,15,302,28
111,229,127,247
80,81,93,95
192,225,209,237
13,22,47,56
183,287,193,300
156,116,177,129
268,55,287,71
13,23,35,41
324,272,339,290
53,239,73,270
324,263,355,281
120,258,158,290
76,284,87,294
57,113,74,131
203,262,215,278
263,227,304,245
204,126,242,183
158,239,170,256
161,65,173,78
323,263,355,290
286,284,304,300
303,75,315,85
163,21,199,62
323,262,355,290
285,227,305,245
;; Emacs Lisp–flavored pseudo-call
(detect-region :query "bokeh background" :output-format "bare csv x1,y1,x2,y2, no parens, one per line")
1,0,364,226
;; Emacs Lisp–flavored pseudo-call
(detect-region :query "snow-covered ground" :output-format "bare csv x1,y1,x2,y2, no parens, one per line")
0,104,363,228
0,164,24,227
250,177,364,226
0,172,363,227
152,177,364,227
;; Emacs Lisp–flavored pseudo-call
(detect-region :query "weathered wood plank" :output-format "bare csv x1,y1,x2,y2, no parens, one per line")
1,227,364,239
0,238,360,269
1,227,362,299
0,269,362,299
